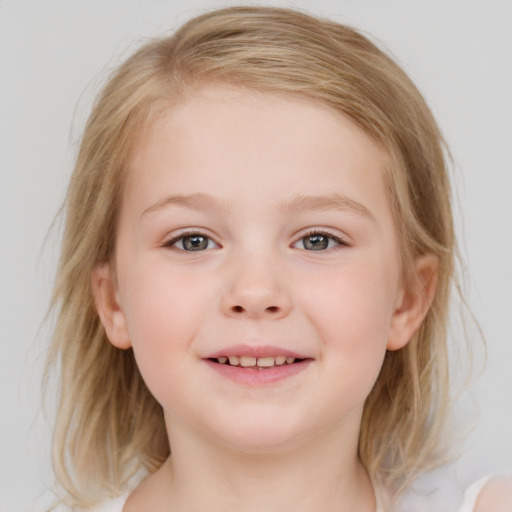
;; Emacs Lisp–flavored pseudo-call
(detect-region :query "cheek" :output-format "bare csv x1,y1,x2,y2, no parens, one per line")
305,262,395,337
117,259,212,392
299,263,396,382
120,251,213,335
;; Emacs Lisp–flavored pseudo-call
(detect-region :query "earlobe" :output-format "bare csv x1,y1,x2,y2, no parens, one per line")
387,254,439,351
91,263,132,349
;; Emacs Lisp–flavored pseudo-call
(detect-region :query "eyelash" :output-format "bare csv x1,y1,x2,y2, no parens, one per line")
162,231,219,251
294,230,349,251
162,229,348,252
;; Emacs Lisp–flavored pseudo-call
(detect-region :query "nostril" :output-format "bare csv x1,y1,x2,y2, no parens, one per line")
230,305,280,314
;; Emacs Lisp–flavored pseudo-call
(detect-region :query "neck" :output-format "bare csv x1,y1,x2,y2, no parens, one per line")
126,414,376,512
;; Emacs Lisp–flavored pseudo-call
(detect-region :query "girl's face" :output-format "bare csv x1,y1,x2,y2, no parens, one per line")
94,87,430,452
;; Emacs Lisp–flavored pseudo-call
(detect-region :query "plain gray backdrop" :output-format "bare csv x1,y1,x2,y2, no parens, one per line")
1,1,511,510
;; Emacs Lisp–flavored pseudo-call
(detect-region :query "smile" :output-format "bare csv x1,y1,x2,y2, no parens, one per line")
204,346,312,385
210,355,303,369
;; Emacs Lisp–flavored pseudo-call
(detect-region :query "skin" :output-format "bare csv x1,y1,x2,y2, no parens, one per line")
92,87,438,511
474,475,512,511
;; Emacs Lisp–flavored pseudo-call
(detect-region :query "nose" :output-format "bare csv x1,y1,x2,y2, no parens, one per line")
220,254,292,320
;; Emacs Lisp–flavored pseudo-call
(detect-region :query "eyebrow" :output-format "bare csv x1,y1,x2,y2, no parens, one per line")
141,193,232,218
141,192,374,221
281,193,375,221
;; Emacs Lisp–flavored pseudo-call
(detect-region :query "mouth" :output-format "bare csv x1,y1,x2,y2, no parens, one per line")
208,355,307,370
204,347,313,385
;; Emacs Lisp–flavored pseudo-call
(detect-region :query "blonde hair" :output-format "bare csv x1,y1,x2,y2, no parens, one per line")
47,6,459,507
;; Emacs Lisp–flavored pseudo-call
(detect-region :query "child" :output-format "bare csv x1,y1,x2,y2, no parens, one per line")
46,6,511,511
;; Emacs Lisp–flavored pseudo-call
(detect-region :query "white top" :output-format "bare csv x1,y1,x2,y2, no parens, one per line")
92,474,493,512
459,476,493,512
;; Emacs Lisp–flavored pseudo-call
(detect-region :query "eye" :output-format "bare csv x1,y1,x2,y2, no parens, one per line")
164,233,218,251
293,231,345,251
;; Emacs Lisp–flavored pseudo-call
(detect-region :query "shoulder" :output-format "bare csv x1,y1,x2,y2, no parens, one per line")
472,474,512,512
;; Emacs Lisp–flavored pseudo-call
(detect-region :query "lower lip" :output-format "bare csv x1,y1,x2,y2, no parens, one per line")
204,359,312,386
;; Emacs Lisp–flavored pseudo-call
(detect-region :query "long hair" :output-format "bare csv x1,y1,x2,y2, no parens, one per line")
46,6,459,507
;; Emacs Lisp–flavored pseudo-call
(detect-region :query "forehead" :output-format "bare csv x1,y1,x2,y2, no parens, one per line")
125,87,389,204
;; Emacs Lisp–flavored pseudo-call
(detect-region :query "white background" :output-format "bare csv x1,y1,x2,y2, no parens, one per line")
1,1,511,510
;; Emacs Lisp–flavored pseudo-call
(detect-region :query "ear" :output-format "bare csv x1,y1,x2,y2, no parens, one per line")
91,263,132,349
387,254,439,351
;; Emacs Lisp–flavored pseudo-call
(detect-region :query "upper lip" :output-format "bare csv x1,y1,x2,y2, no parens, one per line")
203,344,311,359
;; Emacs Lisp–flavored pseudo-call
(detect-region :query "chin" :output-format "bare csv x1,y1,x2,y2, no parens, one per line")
207,414,312,454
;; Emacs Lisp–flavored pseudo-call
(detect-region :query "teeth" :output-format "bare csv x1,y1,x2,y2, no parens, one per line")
240,356,257,367
257,356,274,367
228,356,240,366
217,355,301,367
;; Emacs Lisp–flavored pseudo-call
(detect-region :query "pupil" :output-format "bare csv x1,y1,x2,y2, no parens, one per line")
305,234,328,250
184,235,208,251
